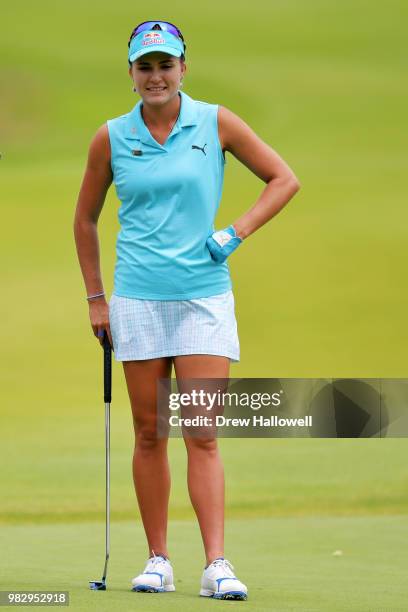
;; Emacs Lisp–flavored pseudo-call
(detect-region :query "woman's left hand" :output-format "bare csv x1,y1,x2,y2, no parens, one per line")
206,225,243,263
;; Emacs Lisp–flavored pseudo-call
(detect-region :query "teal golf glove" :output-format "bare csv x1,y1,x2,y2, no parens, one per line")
206,225,243,263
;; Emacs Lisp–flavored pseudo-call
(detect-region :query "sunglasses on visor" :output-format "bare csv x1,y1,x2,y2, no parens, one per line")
128,21,186,53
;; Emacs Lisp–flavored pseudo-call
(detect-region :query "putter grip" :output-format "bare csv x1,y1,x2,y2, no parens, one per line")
103,331,112,403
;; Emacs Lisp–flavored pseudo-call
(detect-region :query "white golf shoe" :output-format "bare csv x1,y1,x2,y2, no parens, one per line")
131,554,175,593
200,557,248,600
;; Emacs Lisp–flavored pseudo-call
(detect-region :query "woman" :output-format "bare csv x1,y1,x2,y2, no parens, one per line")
73,20,300,600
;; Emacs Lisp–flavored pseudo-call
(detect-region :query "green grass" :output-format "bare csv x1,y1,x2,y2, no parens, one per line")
2,517,408,611
1,431,408,524
1,0,408,609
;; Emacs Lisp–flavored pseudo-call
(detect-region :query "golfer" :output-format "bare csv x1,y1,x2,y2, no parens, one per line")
74,20,300,600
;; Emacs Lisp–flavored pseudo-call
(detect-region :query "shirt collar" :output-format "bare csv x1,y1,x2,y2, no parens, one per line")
124,90,198,147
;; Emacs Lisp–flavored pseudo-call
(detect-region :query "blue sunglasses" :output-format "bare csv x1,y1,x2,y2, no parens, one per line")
128,21,186,54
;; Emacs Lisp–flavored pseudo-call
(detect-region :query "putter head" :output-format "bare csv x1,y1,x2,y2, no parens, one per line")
89,580,106,591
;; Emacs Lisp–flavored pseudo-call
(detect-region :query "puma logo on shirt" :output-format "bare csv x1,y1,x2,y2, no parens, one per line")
192,144,207,156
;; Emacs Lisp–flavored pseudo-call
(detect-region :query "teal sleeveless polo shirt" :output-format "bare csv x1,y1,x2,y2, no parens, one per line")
107,90,232,300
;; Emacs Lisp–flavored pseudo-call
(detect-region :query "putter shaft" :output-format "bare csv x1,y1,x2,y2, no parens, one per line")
89,332,112,590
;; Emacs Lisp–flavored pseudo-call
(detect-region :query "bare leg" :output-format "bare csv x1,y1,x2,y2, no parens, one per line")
173,355,230,566
123,357,172,558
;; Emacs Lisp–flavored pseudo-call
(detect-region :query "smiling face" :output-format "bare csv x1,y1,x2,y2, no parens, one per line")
129,51,186,105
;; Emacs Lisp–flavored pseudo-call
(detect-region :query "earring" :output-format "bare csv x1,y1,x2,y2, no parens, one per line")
132,85,137,92
179,81,183,88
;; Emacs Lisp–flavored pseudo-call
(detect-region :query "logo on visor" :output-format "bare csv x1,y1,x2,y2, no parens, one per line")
142,32,165,46
142,38,165,46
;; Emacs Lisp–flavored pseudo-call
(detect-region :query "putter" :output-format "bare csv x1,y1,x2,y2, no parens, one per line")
89,330,112,591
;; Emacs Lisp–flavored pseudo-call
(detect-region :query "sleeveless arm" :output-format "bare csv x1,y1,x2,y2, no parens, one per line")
217,105,299,184
217,105,300,240
73,124,113,297
74,124,113,224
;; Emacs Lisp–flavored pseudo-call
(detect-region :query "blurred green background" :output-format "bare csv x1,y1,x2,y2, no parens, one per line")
1,1,407,610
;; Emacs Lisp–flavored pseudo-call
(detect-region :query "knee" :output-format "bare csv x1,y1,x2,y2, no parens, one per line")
134,416,168,454
185,436,218,455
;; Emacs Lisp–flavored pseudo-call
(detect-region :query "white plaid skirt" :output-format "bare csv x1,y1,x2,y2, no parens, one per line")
108,290,240,363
